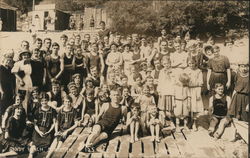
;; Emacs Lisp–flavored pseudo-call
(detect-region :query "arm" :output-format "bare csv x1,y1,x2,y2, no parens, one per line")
226,96,231,110
226,68,231,89
99,54,105,75
96,103,109,122
126,112,133,126
55,58,64,80
45,118,56,135
207,68,212,90
208,97,213,114
95,99,99,120
80,98,86,122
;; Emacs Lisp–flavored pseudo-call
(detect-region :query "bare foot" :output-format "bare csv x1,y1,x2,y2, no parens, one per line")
135,136,139,142
155,137,160,143
175,126,181,133
130,137,135,143
150,136,155,142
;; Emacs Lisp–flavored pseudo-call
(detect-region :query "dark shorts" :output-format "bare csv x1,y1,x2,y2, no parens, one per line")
96,121,117,136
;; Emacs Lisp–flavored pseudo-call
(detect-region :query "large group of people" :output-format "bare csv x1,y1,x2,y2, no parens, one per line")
0,21,249,157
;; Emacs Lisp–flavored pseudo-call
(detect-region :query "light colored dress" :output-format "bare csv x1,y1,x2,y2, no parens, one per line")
185,67,204,113
11,60,33,91
122,51,133,77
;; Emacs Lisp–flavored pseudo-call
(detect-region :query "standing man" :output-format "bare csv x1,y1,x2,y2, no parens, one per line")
98,21,110,42
82,89,127,152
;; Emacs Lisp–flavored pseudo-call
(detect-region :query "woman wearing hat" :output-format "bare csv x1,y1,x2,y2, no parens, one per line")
0,52,16,124
11,50,33,112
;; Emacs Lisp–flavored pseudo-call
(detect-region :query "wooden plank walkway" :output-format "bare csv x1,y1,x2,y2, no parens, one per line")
0,122,248,158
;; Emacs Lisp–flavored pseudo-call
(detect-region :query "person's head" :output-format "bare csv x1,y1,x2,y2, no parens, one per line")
224,39,234,47
238,61,249,74
51,80,60,94
126,35,132,43
35,38,43,49
149,105,158,116
100,21,106,30
122,86,130,97
133,73,142,85
141,61,147,71
161,29,167,36
141,36,147,46
44,38,52,49
123,43,131,52
75,34,81,43
104,36,109,44
60,34,68,44
131,103,140,115
204,45,214,57
115,33,121,42
39,92,49,106
85,78,94,88
90,66,98,76
68,82,78,96
14,93,23,105
51,42,60,54
154,59,161,70
161,56,171,69
142,84,150,95
101,83,109,92
146,66,154,77
32,48,41,60
72,73,81,84
31,87,39,99
14,107,23,118
120,75,128,86
180,40,187,50
2,51,14,67
174,42,181,52
208,38,215,45
160,41,168,52
86,89,95,101
84,34,91,42
21,40,30,50
63,95,72,107
214,83,224,95
68,38,75,46
110,89,122,104
132,45,140,52
98,90,109,102
66,44,73,54
90,43,98,52
187,57,197,70
19,51,31,60
132,33,139,42
110,43,118,52
146,76,154,85
168,40,174,47
75,46,82,56
213,45,220,57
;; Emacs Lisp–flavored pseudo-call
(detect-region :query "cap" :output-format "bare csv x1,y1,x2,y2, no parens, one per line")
67,82,76,90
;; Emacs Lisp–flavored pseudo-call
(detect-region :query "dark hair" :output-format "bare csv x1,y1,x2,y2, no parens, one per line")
63,95,73,103
44,38,52,43
133,73,142,81
52,42,60,48
120,74,128,79
131,102,140,110
35,38,42,43
100,21,105,25
86,89,95,95
39,92,49,100
60,34,68,39
214,83,224,90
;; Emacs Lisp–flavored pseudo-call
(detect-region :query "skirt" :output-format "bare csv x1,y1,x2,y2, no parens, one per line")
158,95,174,113
228,92,249,121
32,127,53,148
189,87,204,113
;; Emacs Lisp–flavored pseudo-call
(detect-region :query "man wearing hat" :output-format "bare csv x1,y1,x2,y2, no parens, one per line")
0,51,16,129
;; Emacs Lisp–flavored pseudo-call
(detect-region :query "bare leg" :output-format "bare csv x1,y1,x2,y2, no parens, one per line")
91,132,108,147
28,145,37,158
176,118,181,133
130,121,135,143
85,124,101,147
150,125,155,141
134,121,139,141
155,124,160,142
214,118,230,139
183,118,189,131
46,138,59,158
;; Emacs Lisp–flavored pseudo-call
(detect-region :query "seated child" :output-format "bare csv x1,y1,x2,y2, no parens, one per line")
146,105,164,142
131,73,143,99
208,83,231,140
126,103,141,143
81,89,98,127
46,95,78,158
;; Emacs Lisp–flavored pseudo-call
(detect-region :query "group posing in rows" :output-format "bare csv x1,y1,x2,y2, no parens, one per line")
0,22,249,156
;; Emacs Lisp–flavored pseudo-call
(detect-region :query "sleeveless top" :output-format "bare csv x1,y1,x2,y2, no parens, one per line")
85,98,96,116
89,53,100,70
49,91,62,107
47,56,60,78
75,56,84,66
100,103,122,129
64,55,73,68
212,95,228,117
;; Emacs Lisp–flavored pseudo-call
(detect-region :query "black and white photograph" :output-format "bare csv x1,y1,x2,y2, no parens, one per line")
0,0,249,157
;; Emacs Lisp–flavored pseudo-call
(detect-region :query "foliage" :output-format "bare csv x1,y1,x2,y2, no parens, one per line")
3,0,42,13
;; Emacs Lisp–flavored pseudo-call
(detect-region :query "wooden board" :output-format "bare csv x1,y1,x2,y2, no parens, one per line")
164,134,182,158
233,119,248,144
117,135,130,158
141,137,155,158
130,140,142,158
173,131,197,157
156,140,169,158
64,127,91,158
90,152,103,158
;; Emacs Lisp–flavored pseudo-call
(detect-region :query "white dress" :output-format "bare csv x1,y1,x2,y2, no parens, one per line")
11,60,33,91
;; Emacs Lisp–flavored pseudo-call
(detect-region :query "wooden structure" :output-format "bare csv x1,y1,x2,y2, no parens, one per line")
32,4,70,31
0,120,248,158
0,0,17,31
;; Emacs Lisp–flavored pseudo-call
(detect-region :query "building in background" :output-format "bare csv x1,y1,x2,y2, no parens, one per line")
0,0,17,31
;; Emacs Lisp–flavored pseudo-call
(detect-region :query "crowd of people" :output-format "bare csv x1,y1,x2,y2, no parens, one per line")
0,21,249,157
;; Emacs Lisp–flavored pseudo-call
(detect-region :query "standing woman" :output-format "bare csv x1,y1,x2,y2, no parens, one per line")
207,45,231,94
0,52,15,125
122,44,133,77
11,50,33,112
106,43,123,74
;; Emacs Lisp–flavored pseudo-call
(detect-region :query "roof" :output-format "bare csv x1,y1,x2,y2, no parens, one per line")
0,0,18,10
